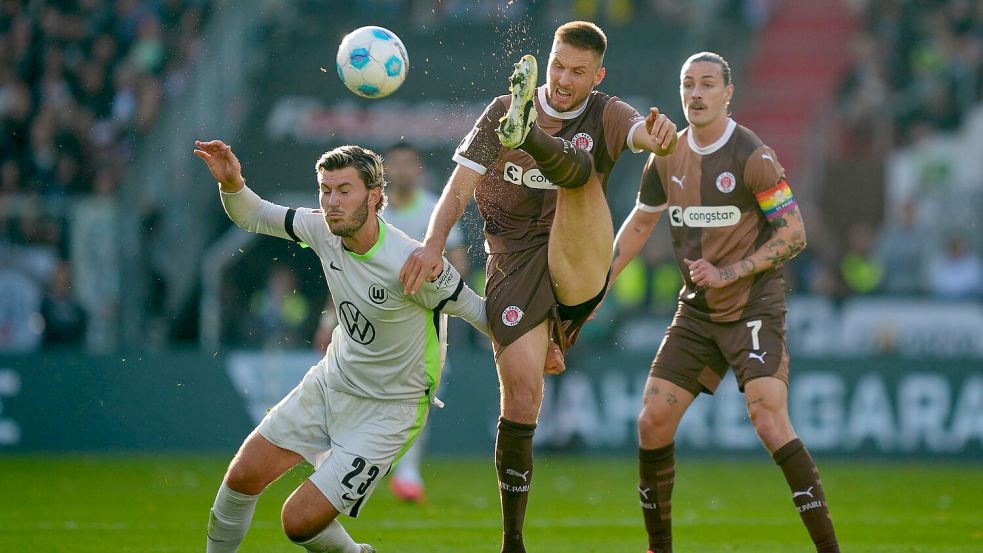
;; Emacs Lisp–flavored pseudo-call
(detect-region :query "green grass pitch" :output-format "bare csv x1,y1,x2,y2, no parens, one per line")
0,454,980,552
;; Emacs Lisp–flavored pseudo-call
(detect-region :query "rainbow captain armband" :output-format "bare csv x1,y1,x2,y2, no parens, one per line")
755,180,797,222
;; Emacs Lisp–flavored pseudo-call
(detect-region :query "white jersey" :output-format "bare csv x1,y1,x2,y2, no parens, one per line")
383,189,464,248
221,186,488,402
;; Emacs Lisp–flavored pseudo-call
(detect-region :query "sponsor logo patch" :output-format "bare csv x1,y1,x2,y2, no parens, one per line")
502,305,524,327
667,205,741,227
503,162,522,185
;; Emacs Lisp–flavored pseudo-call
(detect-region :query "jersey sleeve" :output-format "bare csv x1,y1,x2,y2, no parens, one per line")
221,185,329,245
412,258,464,309
604,98,646,159
636,153,668,212
411,258,489,335
452,98,507,175
744,145,797,222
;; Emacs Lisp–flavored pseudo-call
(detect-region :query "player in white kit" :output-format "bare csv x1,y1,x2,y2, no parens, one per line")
194,140,489,553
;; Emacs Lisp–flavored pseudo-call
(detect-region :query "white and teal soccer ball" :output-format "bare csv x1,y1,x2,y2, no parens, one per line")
336,26,409,99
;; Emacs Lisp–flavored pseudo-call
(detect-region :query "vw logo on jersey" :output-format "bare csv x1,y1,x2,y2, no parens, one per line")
716,171,737,193
368,283,388,305
502,305,524,327
339,301,375,344
572,132,593,152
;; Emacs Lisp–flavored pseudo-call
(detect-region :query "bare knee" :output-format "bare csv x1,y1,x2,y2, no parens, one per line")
637,407,676,446
281,503,324,543
748,402,795,451
224,459,266,496
501,381,542,423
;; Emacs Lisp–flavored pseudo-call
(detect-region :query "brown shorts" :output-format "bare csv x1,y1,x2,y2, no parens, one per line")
650,308,789,396
485,245,606,352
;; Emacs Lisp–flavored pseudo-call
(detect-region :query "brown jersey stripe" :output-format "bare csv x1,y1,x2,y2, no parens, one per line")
639,121,790,322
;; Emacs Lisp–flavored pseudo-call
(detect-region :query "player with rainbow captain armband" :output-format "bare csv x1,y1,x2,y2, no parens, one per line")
606,51,839,553
755,179,797,222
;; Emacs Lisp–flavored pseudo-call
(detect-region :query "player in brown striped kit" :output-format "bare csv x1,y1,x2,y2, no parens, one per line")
401,21,678,553
608,52,840,553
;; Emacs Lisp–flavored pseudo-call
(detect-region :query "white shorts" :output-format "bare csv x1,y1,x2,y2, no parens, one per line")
257,363,428,517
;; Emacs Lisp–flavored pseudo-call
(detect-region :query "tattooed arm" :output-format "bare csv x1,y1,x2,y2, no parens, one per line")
611,205,663,285
685,206,807,289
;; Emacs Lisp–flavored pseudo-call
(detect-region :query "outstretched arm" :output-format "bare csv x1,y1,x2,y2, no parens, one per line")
400,164,480,295
440,282,489,336
194,139,294,240
194,140,245,192
631,108,678,157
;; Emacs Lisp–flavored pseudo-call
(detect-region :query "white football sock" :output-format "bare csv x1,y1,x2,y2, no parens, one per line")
205,482,260,552
294,519,361,552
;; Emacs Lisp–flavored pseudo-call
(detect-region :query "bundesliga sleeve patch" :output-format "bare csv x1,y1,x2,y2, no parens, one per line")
755,180,797,221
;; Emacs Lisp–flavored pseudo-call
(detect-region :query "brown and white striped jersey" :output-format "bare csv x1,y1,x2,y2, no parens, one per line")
455,86,645,254
638,118,794,322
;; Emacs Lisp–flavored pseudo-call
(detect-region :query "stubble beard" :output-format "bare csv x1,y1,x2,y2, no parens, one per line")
326,196,370,237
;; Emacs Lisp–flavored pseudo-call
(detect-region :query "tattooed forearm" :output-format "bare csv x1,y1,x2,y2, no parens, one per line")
770,214,789,229
739,258,756,277
719,266,737,282
765,237,787,253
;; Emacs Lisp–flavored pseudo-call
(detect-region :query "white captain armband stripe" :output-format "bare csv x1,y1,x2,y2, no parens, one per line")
626,119,646,153
452,153,487,175
635,200,667,213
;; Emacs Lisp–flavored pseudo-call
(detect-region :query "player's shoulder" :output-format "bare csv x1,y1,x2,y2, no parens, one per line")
732,122,769,153
382,221,423,258
294,207,339,243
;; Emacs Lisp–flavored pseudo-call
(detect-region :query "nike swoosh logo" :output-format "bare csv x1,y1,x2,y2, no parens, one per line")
342,492,356,501
330,261,342,271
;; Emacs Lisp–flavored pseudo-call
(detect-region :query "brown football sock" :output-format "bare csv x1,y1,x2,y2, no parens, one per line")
496,417,536,553
518,124,593,189
639,443,675,553
773,439,840,553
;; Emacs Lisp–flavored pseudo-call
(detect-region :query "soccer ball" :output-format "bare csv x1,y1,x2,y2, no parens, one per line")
336,26,409,99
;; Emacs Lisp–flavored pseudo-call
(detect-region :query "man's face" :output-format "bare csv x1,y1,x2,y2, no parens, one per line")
385,148,422,193
679,60,733,128
545,40,605,113
317,166,377,237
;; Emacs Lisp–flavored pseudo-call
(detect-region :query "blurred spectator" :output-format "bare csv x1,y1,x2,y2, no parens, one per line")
0,266,42,353
926,233,983,299
0,1,210,351
840,222,883,295
40,260,86,346
381,141,468,275
247,265,310,349
875,199,926,294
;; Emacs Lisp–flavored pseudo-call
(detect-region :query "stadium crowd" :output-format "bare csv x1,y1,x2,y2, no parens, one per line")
0,0,210,350
1,0,981,353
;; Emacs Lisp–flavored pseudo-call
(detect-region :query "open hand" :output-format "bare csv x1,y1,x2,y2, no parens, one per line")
194,140,245,192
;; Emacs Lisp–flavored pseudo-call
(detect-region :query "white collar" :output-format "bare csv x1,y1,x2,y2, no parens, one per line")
687,118,737,155
537,86,589,120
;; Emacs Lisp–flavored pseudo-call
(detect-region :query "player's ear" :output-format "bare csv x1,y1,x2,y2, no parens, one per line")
369,186,383,211
593,66,606,87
